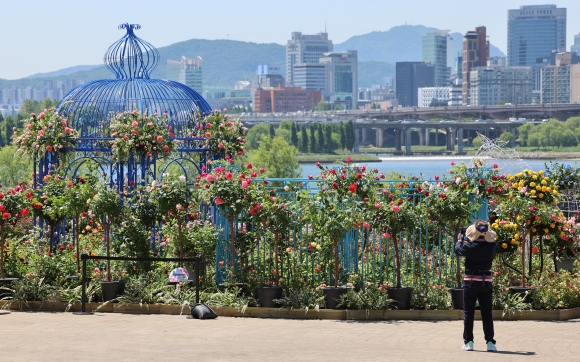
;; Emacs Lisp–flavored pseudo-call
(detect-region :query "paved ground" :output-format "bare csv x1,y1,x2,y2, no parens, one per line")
0,310,578,361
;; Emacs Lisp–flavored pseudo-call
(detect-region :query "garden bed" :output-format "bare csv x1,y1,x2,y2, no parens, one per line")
3,301,580,321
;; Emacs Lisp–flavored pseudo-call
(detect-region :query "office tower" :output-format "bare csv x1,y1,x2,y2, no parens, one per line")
167,56,203,94
286,32,333,85
417,87,452,107
422,30,452,86
469,57,532,105
507,5,566,67
319,50,358,109
396,62,435,107
541,52,580,104
462,27,489,105
293,63,327,92
572,33,580,55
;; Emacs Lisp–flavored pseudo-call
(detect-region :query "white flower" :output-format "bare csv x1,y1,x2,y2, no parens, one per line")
429,185,435,191
145,186,152,193
151,180,158,188
455,177,461,184
179,175,186,182
284,186,290,191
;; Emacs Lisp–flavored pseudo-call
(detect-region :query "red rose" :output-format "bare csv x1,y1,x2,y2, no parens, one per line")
0,193,3,199
46,145,53,152
2,212,10,219
59,246,66,251
163,145,169,152
20,208,29,217
332,182,338,189
348,183,357,193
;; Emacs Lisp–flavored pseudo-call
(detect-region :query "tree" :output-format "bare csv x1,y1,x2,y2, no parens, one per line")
324,124,333,153
499,131,514,147
247,136,301,178
269,124,275,138
340,121,347,150
317,125,325,152
300,124,309,153
245,123,271,150
345,120,355,152
0,146,32,187
290,122,299,147
472,135,483,149
313,100,331,111
310,124,317,153
279,120,293,131
516,123,534,147
5,116,14,145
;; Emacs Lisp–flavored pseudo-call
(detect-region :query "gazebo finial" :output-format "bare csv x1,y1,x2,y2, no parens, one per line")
103,23,159,80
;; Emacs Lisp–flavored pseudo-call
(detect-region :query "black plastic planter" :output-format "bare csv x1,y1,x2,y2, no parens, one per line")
322,287,350,309
100,281,126,302
256,286,283,308
0,278,18,299
386,287,414,310
448,288,464,310
508,286,534,304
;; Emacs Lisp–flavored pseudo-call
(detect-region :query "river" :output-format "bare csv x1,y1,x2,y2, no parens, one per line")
299,156,580,180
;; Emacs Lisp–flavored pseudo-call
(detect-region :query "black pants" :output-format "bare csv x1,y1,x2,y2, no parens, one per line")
463,281,495,344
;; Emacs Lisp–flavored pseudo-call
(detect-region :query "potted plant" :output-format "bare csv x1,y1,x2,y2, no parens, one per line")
108,110,176,165
154,174,192,268
0,186,28,291
190,110,247,160
12,108,78,165
89,183,124,302
251,185,294,308
31,173,69,253
494,168,561,298
304,160,374,309
546,216,579,272
197,163,256,285
367,193,419,310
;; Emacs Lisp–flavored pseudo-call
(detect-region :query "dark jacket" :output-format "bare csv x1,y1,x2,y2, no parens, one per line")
455,237,497,271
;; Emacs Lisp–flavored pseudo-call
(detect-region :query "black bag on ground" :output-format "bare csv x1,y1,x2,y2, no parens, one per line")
190,303,218,319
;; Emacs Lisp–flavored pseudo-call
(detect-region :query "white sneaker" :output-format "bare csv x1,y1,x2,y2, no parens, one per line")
486,341,497,352
462,341,474,351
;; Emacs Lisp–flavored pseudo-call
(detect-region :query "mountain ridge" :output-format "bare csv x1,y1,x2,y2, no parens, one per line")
1,25,506,90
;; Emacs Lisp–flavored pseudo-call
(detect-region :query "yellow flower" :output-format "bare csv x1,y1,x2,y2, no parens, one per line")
546,187,551,192
541,180,547,185
515,173,523,178
492,223,499,229
550,223,555,228
539,193,544,198
510,193,514,198
543,228,549,234
502,243,508,249
536,185,542,191
85,226,92,231
532,228,537,232
539,170,544,176
530,182,536,187
514,234,520,240
531,190,537,195
532,175,538,180
527,220,531,225
553,190,558,196
508,174,514,180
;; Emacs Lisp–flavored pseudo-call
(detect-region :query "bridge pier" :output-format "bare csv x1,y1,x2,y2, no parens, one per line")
361,128,370,144
425,127,430,146
405,128,412,155
457,128,464,154
375,128,384,148
395,129,402,152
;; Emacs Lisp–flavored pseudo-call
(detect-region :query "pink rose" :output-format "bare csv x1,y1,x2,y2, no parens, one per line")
241,181,249,189
132,121,138,127
364,222,370,229
225,172,233,180
392,205,400,212
156,136,163,142
205,174,215,182
205,132,211,138
38,112,45,119
64,127,71,134
374,202,380,209
215,197,224,205
45,145,53,152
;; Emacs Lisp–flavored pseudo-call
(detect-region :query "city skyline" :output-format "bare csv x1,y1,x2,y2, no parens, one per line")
1,0,579,80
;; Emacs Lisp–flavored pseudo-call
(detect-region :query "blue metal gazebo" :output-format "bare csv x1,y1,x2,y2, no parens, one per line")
44,23,212,189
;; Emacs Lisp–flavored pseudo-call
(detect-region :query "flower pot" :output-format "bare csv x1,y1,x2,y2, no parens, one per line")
0,278,18,299
555,257,575,272
322,287,350,309
508,286,534,304
387,287,414,310
100,281,126,302
256,286,283,308
448,288,464,310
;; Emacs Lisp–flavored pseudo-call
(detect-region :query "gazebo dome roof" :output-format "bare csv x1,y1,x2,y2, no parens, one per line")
56,23,211,138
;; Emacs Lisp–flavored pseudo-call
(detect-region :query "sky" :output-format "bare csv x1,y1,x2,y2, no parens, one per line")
1,0,579,79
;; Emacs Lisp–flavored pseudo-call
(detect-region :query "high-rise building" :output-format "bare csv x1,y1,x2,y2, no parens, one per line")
422,30,452,86
286,32,333,85
541,52,580,104
572,33,580,55
293,63,327,92
167,56,203,94
396,62,435,107
469,58,533,106
417,87,452,107
507,5,567,67
462,27,489,105
319,50,358,109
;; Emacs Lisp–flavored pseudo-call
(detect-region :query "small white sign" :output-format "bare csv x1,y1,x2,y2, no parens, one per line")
168,267,189,282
